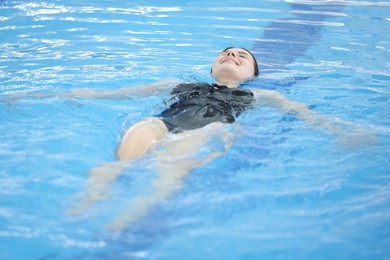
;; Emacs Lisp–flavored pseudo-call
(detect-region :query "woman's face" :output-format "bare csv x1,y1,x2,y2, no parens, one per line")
211,48,256,83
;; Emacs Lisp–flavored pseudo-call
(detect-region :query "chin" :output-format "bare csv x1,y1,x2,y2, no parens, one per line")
213,68,239,78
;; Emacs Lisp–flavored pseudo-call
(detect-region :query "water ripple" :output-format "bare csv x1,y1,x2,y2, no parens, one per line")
0,1,389,259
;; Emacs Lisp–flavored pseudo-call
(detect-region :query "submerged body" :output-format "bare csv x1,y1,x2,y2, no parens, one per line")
158,82,255,133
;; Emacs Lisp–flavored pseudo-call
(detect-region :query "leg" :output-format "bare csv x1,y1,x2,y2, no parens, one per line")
106,123,234,231
68,117,168,214
116,117,168,161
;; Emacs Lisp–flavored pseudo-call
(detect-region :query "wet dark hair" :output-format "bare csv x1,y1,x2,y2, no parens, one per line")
222,47,259,77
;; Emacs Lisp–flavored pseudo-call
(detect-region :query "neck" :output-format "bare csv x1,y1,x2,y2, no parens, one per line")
214,75,254,88
215,80,240,88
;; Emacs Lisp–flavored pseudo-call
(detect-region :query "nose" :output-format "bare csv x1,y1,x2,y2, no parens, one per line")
227,51,236,57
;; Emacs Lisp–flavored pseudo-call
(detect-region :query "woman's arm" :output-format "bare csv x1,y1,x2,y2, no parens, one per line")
252,89,376,146
252,89,328,126
34,79,182,99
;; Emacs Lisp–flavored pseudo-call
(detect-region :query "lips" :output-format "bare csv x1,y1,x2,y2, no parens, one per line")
220,57,239,66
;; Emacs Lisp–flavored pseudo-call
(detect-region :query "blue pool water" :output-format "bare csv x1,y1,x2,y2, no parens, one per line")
1,0,389,259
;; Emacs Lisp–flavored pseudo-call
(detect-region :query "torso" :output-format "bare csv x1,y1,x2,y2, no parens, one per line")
158,82,254,133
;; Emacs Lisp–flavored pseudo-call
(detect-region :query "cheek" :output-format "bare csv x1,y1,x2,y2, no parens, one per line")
211,60,221,74
210,63,217,74
240,62,255,77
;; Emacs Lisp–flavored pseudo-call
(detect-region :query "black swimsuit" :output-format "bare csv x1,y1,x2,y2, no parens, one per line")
158,82,255,133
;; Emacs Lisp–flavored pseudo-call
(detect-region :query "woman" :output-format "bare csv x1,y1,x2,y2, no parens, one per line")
117,47,260,160
64,47,320,161
64,47,365,231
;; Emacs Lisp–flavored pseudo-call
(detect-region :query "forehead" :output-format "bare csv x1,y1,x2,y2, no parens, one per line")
221,48,253,58
223,47,248,53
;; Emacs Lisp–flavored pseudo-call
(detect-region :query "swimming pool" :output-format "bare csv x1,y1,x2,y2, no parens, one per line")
1,0,389,259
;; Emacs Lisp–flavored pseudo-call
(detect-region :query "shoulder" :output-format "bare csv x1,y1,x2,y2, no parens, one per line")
250,88,283,99
227,87,254,98
249,88,294,107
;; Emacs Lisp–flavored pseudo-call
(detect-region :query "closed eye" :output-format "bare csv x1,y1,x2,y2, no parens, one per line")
238,52,250,59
